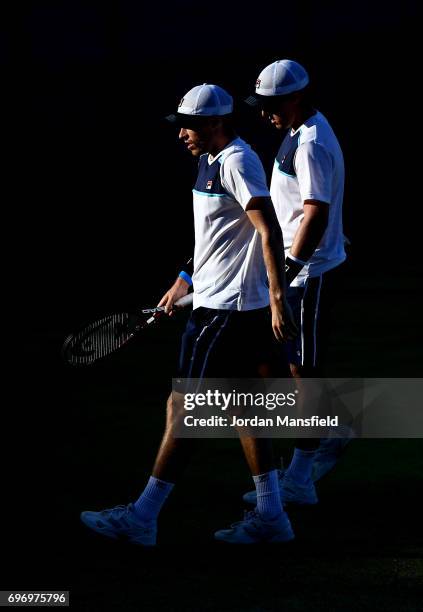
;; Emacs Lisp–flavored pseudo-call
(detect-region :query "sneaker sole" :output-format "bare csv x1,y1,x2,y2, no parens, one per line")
243,493,318,506
214,533,295,544
80,514,156,546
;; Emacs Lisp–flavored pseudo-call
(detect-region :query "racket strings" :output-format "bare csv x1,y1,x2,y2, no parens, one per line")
62,298,183,366
65,313,135,365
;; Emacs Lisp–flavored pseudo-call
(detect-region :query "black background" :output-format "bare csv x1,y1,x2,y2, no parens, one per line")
20,0,420,333
5,1,423,607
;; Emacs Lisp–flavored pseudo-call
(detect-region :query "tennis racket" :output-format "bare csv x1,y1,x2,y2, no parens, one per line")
62,293,194,366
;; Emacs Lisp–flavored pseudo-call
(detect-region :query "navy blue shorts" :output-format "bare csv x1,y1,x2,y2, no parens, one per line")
177,306,291,380
285,264,345,369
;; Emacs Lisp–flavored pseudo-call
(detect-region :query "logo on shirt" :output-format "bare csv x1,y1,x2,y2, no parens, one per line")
206,180,213,190
256,78,261,89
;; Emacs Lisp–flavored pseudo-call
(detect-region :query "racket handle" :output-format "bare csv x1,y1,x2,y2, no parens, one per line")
141,292,194,315
174,293,194,309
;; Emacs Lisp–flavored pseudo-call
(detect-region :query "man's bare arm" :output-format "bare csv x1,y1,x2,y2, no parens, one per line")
285,200,329,284
246,197,297,342
290,199,329,260
157,276,190,313
157,257,193,314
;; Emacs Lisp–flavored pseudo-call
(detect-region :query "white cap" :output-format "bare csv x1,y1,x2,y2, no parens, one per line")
166,84,233,124
255,60,309,97
178,83,233,115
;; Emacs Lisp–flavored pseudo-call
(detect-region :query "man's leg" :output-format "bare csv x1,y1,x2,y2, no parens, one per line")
282,363,319,492
244,273,346,504
238,437,283,520
80,391,194,546
80,309,210,546
151,392,196,482
282,275,333,492
239,436,275,475
214,309,295,543
132,308,224,525
215,432,294,543
286,266,352,485
133,391,195,522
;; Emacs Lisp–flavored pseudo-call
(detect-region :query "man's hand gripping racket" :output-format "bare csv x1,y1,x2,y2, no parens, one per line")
62,293,193,366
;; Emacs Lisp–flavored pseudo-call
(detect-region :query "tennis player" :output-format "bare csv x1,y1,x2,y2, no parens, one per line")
81,84,297,545
242,60,350,508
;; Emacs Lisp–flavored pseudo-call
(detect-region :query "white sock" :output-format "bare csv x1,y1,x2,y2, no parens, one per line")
253,470,284,520
133,476,174,522
286,448,315,484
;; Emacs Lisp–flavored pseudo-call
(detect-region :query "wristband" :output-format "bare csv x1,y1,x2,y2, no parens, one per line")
178,271,193,286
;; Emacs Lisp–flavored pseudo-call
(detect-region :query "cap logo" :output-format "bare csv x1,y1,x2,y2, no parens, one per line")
206,180,213,190
255,78,261,89
178,97,184,108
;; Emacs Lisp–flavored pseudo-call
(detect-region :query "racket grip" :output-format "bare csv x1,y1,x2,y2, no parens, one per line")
174,293,194,309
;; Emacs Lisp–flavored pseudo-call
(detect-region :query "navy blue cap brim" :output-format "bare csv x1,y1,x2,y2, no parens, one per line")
245,93,291,109
165,113,212,128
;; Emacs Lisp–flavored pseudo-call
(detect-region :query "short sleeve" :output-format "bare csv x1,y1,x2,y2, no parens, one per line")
294,141,333,204
220,150,270,210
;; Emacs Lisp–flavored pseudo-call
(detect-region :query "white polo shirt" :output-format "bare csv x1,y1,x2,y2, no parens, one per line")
270,111,346,286
192,137,270,311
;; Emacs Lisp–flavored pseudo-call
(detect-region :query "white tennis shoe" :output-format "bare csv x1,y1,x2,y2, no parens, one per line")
80,503,157,546
243,469,318,506
278,474,318,505
214,509,295,544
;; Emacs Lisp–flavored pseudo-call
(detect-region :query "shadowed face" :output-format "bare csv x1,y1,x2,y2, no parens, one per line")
259,92,301,130
178,122,214,157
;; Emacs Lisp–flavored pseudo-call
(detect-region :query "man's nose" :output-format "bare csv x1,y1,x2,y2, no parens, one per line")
179,128,187,139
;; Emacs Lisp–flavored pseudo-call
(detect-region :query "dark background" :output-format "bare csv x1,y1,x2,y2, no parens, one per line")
21,0,420,331
5,1,423,610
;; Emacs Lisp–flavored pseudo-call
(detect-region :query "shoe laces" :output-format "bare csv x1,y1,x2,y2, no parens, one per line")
100,504,153,534
230,508,260,529
101,504,131,518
